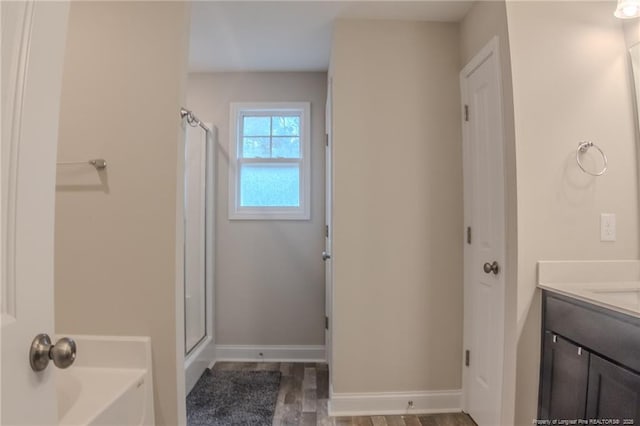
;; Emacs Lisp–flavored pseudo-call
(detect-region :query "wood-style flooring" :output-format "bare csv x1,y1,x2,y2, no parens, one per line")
211,362,476,426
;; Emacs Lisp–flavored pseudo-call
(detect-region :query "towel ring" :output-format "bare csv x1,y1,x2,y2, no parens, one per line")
576,141,607,176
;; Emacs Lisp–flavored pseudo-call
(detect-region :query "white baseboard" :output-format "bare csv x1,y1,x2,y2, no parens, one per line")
215,344,326,362
329,390,462,417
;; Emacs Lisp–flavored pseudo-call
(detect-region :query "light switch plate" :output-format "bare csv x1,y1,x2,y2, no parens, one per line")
601,213,616,242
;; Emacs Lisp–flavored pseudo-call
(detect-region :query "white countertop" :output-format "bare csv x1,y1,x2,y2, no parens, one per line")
537,260,640,319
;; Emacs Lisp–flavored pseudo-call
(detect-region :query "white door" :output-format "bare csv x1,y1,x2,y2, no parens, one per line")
460,37,506,426
1,1,70,424
323,78,333,372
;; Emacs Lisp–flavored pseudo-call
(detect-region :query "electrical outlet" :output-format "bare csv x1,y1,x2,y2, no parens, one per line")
601,213,616,242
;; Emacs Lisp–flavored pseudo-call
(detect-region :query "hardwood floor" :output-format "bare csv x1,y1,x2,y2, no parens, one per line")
211,362,476,426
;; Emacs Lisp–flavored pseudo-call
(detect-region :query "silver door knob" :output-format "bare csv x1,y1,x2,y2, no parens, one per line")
322,251,331,261
483,261,500,275
30,334,76,372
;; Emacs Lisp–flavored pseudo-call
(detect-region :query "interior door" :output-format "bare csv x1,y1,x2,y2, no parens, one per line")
324,77,333,371
460,37,506,426
1,1,70,424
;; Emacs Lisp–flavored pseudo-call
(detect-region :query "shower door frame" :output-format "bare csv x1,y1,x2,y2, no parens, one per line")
183,124,217,395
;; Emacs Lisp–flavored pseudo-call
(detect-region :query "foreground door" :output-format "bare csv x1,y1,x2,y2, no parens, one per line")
460,37,506,426
1,2,69,423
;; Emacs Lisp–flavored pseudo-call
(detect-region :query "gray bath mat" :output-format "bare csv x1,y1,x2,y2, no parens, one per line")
187,369,281,426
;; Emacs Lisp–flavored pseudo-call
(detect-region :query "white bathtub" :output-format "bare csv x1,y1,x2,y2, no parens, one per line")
55,335,155,426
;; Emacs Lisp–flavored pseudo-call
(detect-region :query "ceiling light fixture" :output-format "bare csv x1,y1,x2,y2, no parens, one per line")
615,0,640,18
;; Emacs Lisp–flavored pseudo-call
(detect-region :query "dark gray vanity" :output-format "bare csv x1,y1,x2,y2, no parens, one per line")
539,290,640,422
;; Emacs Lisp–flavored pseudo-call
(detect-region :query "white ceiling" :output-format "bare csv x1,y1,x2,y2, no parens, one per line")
188,1,474,72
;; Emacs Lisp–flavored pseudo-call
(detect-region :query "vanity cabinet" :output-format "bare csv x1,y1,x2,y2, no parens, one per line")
586,355,640,420
539,291,640,422
539,332,589,420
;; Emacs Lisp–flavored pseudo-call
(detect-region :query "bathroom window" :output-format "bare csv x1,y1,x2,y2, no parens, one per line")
228,102,311,220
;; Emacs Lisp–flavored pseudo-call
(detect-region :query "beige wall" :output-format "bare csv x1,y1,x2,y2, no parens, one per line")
187,72,327,345
505,2,640,424
459,2,518,424
330,19,463,393
624,18,640,47
54,2,190,425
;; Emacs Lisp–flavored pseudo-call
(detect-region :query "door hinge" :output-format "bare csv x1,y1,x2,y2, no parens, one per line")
466,226,472,245
465,350,470,367
326,225,329,237
325,316,329,330
326,134,329,146
464,105,469,122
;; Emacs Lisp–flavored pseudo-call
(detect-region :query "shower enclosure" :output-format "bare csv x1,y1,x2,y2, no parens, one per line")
181,108,216,394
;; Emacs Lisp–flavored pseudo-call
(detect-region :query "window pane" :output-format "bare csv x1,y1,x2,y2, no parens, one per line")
272,137,300,158
272,116,300,136
240,164,300,207
242,137,270,158
243,116,270,136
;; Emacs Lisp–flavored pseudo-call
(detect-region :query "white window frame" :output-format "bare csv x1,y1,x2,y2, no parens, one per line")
228,102,311,220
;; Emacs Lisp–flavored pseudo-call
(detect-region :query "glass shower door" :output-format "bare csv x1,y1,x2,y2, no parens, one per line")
184,124,207,354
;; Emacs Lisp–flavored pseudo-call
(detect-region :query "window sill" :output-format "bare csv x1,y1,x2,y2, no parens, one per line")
229,209,310,221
